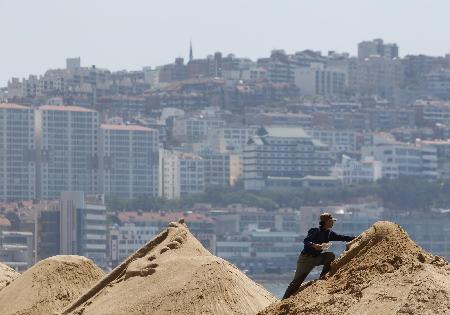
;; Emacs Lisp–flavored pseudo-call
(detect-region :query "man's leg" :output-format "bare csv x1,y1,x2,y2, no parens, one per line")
282,254,317,300
319,251,335,278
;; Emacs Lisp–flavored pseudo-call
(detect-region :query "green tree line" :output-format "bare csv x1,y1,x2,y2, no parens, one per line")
106,178,450,212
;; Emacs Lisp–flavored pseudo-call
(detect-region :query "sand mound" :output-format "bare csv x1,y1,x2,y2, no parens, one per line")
63,219,276,315
259,221,450,315
0,262,19,291
0,255,104,315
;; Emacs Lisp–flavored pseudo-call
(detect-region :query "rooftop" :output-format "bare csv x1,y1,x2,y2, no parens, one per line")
263,126,310,139
39,105,97,113
100,124,156,132
0,103,31,110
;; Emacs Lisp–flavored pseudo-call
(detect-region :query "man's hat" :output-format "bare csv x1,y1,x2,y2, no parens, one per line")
320,212,337,222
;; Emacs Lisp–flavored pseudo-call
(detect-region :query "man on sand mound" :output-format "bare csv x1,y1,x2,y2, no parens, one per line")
282,212,355,300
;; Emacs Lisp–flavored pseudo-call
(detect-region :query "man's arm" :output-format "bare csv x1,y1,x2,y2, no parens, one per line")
304,228,323,250
329,231,355,242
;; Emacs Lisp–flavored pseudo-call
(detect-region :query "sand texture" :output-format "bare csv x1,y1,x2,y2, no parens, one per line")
0,262,19,291
259,221,450,315
63,219,276,315
0,255,104,315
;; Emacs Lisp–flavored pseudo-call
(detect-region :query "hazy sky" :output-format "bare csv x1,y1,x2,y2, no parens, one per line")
1,0,450,86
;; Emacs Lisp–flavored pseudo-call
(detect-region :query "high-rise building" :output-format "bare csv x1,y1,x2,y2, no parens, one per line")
160,151,205,199
0,104,36,202
66,57,81,70
358,39,399,60
60,191,107,268
99,124,159,199
36,105,100,199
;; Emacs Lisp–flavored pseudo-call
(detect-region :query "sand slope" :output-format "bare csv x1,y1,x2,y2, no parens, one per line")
0,262,19,291
0,255,104,315
63,219,276,315
259,221,450,315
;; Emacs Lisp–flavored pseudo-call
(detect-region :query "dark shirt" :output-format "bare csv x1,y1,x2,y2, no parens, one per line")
301,227,355,256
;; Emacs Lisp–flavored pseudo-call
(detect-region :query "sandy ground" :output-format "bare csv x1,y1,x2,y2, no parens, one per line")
259,221,450,315
0,255,104,315
63,219,276,315
0,262,19,291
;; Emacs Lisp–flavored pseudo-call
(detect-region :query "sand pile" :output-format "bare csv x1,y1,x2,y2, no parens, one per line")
259,221,450,315
0,262,19,291
0,255,104,315
63,219,276,315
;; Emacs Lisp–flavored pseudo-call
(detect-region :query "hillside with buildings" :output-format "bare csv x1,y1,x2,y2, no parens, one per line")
0,38,450,307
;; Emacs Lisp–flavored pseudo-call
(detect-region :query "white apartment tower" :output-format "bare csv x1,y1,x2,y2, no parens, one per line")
161,151,205,199
0,104,36,202
36,105,99,199
99,124,159,199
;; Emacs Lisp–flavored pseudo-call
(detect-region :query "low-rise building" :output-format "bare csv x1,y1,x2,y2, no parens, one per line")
111,211,215,264
362,135,438,179
0,231,34,272
216,228,301,273
334,155,382,184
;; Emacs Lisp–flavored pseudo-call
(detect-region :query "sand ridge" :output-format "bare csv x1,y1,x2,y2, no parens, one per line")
0,255,104,315
259,221,450,315
63,219,277,315
0,262,19,291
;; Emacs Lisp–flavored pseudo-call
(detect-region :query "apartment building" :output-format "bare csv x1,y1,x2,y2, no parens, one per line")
294,67,346,97
214,127,256,153
179,153,205,195
244,126,334,190
415,100,450,126
306,128,359,155
201,152,230,187
172,114,225,142
358,39,399,60
334,155,382,184
0,231,34,272
356,55,404,99
426,69,450,100
216,229,301,273
60,192,107,268
362,139,438,179
99,124,159,199
0,104,36,202
417,140,450,179
161,151,205,199
36,105,100,199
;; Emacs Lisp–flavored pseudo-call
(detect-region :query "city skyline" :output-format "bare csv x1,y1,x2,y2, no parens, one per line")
2,0,450,86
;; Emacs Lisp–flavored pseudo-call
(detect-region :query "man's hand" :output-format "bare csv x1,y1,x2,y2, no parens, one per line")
311,243,323,250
